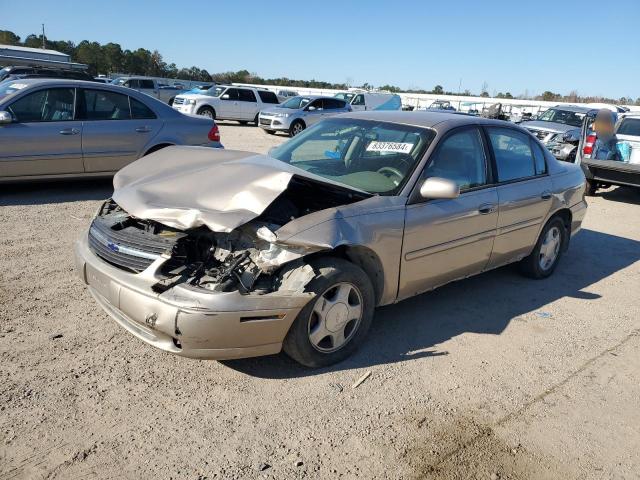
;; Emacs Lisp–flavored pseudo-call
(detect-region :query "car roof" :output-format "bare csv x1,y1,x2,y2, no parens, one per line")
337,110,522,132
550,104,593,113
0,78,104,88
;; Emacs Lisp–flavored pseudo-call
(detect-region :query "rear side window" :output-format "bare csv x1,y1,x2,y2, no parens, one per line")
8,88,75,122
487,127,536,182
131,97,156,119
258,90,278,103
82,89,131,120
139,80,155,89
238,89,257,102
618,118,640,136
322,98,346,109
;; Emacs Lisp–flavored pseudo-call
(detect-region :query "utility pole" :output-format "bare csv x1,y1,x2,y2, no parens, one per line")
41,24,46,49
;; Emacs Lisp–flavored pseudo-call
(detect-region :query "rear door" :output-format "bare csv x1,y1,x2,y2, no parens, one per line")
238,89,258,120
0,87,83,177
398,127,498,299
484,126,553,268
79,88,162,172
322,98,348,117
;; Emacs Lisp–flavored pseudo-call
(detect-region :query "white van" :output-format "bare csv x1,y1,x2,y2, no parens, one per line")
334,92,402,112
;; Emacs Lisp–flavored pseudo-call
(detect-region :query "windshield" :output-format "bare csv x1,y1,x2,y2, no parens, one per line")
0,81,30,101
204,86,225,97
269,118,435,195
280,96,312,109
537,108,585,127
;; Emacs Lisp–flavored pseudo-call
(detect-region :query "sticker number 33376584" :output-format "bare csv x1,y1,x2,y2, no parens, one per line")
366,141,414,153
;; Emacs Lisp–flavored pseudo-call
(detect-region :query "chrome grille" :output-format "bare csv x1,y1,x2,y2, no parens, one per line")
173,97,186,105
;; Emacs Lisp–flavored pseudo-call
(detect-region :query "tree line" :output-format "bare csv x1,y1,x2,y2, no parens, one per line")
1,30,637,105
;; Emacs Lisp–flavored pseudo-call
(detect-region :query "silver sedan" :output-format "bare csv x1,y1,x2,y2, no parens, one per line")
0,78,222,182
74,112,587,367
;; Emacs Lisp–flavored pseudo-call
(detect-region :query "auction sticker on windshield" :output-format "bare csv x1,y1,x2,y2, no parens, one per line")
366,141,414,153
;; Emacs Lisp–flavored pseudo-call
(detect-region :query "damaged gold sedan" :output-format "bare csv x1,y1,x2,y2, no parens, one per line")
74,112,588,367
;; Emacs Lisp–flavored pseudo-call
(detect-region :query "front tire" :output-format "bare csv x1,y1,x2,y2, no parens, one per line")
289,120,305,137
283,258,375,368
519,217,566,279
197,106,216,119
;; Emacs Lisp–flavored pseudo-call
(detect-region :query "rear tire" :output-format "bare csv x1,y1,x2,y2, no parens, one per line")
585,178,598,196
289,120,305,137
519,217,566,279
283,258,375,368
253,113,260,126
197,106,215,119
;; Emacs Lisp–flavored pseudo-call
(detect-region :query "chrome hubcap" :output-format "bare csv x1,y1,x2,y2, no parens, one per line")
292,124,303,135
200,110,213,118
308,282,363,353
539,226,561,270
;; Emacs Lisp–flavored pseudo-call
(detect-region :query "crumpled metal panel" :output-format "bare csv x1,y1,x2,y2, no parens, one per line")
112,146,295,232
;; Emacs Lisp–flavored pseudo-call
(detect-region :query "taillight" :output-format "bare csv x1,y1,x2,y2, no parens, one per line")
208,124,220,142
583,133,596,158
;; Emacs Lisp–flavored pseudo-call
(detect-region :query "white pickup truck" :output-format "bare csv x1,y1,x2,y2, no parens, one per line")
577,112,640,195
112,76,183,105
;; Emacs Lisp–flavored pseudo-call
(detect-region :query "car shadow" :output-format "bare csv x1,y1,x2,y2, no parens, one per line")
223,228,640,378
599,186,640,205
0,179,114,207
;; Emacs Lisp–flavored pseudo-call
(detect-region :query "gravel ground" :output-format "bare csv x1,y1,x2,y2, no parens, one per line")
1,122,639,480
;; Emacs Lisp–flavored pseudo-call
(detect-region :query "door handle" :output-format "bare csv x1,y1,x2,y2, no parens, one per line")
541,191,552,200
135,126,152,133
59,128,80,135
478,203,497,215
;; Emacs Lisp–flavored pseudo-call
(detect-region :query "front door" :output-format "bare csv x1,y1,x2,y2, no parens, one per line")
303,99,326,126
0,87,83,177
398,127,498,300
484,127,553,268
79,89,161,172
218,88,240,119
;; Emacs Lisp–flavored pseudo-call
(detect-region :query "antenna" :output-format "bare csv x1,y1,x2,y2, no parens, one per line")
41,24,46,49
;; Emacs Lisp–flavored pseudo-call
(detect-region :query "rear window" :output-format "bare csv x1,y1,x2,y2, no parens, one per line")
617,118,640,137
323,98,347,109
238,89,257,102
258,91,279,103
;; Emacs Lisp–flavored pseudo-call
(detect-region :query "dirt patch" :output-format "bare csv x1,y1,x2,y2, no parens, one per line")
406,415,565,480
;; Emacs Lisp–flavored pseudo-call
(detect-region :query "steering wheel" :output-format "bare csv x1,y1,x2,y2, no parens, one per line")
377,166,404,183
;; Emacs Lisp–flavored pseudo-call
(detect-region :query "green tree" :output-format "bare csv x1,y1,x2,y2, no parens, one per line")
0,30,21,45
432,85,444,94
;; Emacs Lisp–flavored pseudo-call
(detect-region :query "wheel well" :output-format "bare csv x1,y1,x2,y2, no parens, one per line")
197,105,215,114
291,118,305,128
144,143,173,156
326,245,385,305
551,208,572,250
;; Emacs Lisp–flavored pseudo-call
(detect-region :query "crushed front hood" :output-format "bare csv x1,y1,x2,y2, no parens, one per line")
520,120,575,133
112,146,296,232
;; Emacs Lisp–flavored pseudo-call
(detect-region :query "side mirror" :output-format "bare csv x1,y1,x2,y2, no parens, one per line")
221,94,230,100
420,177,460,199
0,111,13,125
307,106,316,111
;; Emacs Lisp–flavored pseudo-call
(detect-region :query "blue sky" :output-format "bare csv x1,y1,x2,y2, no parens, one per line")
3,0,639,98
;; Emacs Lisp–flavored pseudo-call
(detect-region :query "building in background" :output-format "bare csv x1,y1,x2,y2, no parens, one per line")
0,44,87,70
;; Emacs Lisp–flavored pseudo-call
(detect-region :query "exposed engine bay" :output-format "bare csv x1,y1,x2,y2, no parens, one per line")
89,176,369,295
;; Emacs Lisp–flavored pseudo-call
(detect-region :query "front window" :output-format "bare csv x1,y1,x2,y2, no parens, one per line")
269,118,435,195
7,88,75,122
334,92,355,102
537,108,585,127
204,86,225,97
0,81,30,101
617,118,640,137
280,96,312,109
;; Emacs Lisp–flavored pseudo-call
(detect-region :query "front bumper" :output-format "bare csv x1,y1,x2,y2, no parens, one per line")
74,233,311,360
258,115,292,131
